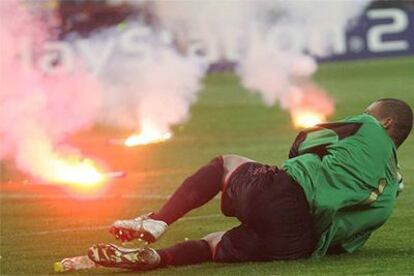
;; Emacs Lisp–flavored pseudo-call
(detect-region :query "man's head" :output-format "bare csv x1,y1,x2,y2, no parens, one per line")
365,98,413,148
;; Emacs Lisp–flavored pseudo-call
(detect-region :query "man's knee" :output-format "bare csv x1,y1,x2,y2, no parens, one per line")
202,231,225,257
221,154,254,184
222,154,254,171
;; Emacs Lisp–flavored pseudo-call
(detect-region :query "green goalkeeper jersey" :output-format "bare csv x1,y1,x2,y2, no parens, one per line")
282,114,402,258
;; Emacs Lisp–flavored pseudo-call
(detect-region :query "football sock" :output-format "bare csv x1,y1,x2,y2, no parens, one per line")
157,240,212,267
151,156,224,225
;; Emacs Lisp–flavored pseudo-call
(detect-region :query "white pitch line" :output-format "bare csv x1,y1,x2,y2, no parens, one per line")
17,225,108,236
0,193,220,200
15,214,222,237
0,193,171,200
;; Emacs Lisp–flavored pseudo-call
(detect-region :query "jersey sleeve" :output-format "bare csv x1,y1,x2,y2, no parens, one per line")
288,127,336,158
288,121,362,159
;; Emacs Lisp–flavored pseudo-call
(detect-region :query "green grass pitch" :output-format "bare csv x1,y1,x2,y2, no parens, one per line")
0,57,413,275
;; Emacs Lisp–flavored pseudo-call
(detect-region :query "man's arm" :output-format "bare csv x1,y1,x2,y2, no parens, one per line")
288,127,336,158
288,122,362,159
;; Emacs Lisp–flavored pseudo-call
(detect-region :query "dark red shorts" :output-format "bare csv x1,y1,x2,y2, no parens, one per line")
215,162,316,262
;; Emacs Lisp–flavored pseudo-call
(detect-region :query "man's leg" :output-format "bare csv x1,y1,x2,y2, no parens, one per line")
151,154,254,224
111,155,253,242
89,232,225,270
137,231,225,267
89,226,265,270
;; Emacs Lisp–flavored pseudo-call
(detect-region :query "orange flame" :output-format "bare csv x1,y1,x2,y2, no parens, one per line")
288,84,334,129
45,157,106,191
124,122,172,147
291,110,326,129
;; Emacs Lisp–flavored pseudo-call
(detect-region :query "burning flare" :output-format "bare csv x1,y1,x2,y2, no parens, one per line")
291,110,326,129
49,158,105,187
124,121,172,147
288,84,334,129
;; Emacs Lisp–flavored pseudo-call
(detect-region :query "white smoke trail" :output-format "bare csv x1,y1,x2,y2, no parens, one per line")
238,1,370,119
150,0,371,125
65,22,205,135
0,0,371,183
59,0,370,137
0,1,102,184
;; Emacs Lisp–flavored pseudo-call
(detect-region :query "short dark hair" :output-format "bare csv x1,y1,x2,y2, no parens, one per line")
376,98,413,147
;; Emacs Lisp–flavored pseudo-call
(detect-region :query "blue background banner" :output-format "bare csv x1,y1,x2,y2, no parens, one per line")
319,8,414,62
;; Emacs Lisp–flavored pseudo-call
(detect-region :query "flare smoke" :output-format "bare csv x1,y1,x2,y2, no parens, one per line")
0,0,371,182
0,1,101,182
70,23,205,132
152,0,370,117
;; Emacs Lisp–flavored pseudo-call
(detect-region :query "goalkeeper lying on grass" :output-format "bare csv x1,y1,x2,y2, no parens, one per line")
88,98,412,271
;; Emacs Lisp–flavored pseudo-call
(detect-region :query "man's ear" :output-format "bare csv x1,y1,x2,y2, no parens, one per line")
381,117,393,129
